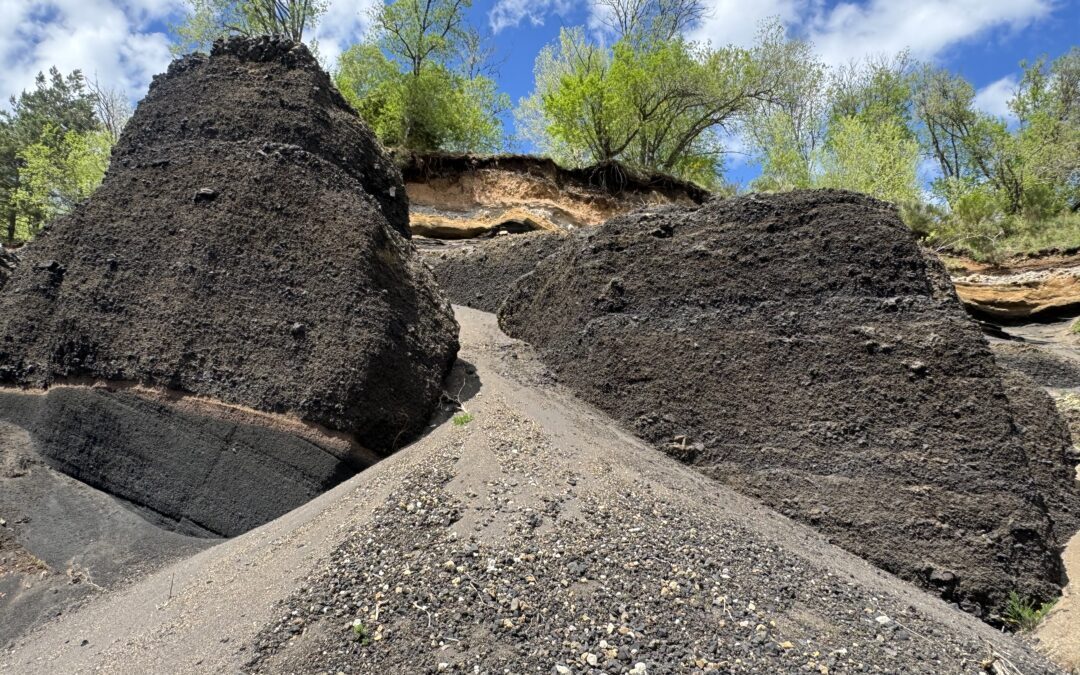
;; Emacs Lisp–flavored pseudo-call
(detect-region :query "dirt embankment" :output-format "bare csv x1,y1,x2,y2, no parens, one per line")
402,153,707,239
0,308,1063,675
499,189,1080,621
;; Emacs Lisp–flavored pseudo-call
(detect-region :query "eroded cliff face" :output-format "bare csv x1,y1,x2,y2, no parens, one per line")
401,153,708,239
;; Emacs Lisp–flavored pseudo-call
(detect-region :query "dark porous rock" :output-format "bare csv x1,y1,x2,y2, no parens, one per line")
422,231,569,313
0,246,17,291
498,189,1080,619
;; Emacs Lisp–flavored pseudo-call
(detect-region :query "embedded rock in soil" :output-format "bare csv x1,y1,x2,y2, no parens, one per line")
499,189,1080,619
421,231,569,312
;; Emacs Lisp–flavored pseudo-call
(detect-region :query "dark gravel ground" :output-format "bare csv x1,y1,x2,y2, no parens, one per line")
421,232,569,312
498,190,1080,621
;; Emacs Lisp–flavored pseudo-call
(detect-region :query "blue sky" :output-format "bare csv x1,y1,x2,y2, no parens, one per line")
2,0,1077,184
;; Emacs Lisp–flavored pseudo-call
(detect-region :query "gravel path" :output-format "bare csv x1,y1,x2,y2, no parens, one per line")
1,308,1064,674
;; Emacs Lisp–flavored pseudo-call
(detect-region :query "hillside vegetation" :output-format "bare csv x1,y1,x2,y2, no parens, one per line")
1,0,1077,261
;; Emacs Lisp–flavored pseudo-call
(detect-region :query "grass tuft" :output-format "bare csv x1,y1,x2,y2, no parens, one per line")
1002,592,1056,632
452,412,474,426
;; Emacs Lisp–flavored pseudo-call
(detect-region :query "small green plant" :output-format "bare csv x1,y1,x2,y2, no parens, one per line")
452,412,474,426
351,619,373,645
1002,592,1056,632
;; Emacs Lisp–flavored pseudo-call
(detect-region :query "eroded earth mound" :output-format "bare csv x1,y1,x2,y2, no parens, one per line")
499,190,1080,620
0,37,457,643
420,231,568,312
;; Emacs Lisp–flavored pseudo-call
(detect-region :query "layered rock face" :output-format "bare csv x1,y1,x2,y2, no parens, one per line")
403,153,708,239
499,190,1080,618
0,37,459,539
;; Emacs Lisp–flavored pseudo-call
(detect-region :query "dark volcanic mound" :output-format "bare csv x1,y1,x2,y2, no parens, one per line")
421,231,568,312
116,37,409,236
499,189,1080,619
0,39,457,453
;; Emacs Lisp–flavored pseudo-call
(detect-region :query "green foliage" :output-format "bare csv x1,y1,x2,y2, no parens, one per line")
12,126,110,240
747,40,921,203
335,44,506,153
172,0,327,54
1,68,103,243
1002,592,1056,632
452,412,474,426
819,115,921,204
333,0,507,153
518,24,773,186
351,619,373,645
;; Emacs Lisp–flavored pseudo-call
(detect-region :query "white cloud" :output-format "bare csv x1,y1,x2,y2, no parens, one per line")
310,0,381,69
489,0,574,34
687,0,1051,65
689,0,806,48
974,75,1018,119
805,0,1052,66
1,0,179,108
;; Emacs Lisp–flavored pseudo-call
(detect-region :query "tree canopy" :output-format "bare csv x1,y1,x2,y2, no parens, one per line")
333,0,508,153
1,68,112,242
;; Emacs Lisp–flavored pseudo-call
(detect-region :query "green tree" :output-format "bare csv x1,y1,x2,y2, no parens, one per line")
13,126,111,239
819,115,921,203
518,21,776,186
742,23,830,191
1,68,99,242
334,0,507,153
172,0,327,54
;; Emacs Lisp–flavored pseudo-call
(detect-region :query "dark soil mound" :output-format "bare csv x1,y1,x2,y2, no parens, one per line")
0,38,458,454
0,246,16,290
117,37,409,236
422,231,568,312
499,190,1080,619
992,341,1080,388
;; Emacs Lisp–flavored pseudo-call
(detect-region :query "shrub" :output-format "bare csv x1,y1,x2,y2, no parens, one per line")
1002,592,1056,632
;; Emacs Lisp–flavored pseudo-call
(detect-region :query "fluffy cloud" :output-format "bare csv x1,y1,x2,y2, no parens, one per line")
973,75,1018,119
0,0,383,107
489,0,575,33
309,0,381,68
804,0,1053,65
0,0,179,107
688,0,805,48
